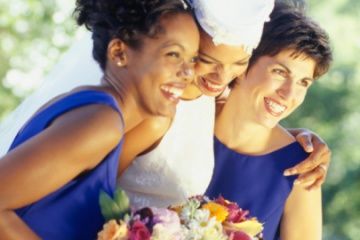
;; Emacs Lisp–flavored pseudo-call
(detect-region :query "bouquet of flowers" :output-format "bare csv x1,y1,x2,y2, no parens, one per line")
171,195,263,240
97,188,263,240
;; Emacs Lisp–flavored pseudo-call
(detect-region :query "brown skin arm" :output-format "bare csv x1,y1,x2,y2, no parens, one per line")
118,116,171,175
286,128,331,190
0,105,123,239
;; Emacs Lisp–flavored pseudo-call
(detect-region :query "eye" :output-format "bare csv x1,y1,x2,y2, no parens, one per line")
198,57,215,65
299,79,312,87
235,61,249,67
166,52,180,58
272,68,287,78
190,56,199,63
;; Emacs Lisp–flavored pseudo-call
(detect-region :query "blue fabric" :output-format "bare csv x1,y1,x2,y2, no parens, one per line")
206,136,309,240
9,90,124,240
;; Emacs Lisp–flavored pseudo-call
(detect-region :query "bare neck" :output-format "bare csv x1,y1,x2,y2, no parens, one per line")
215,90,294,155
101,72,148,133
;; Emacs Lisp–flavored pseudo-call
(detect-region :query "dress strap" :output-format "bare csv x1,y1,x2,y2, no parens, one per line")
9,90,124,150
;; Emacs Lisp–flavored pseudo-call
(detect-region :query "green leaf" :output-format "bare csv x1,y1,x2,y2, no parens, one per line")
99,188,131,221
114,187,130,213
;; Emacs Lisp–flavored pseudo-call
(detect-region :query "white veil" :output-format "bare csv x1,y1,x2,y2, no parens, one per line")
0,31,102,156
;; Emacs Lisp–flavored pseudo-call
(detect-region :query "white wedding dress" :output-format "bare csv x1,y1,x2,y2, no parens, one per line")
118,95,215,208
0,33,216,208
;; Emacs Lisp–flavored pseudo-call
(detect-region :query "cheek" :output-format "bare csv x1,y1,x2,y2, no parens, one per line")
248,77,273,92
295,91,307,105
195,62,214,75
232,65,248,77
145,60,174,80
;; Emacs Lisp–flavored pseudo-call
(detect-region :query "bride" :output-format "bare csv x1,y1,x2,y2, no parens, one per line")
0,0,330,208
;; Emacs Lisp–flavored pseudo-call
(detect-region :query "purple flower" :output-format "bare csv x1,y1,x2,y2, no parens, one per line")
151,208,184,240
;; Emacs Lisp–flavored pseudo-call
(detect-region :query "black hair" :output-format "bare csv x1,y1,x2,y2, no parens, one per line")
74,0,192,70
249,2,332,79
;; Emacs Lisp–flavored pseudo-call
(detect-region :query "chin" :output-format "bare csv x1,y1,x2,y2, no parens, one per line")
201,90,219,97
258,117,279,129
152,106,177,118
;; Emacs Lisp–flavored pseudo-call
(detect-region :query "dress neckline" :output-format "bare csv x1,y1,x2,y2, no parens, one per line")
214,136,300,159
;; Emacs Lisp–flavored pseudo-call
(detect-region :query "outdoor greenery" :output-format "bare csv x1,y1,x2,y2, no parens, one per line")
1,0,359,239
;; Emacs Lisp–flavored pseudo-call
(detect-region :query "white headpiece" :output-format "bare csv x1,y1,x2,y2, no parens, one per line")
187,0,275,53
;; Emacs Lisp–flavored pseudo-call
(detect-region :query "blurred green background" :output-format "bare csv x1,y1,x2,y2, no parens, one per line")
0,0,359,239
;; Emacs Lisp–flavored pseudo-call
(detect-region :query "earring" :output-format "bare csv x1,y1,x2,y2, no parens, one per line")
117,61,123,67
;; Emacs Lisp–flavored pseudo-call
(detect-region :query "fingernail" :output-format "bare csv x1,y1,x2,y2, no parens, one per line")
294,179,301,185
306,146,314,152
284,169,296,176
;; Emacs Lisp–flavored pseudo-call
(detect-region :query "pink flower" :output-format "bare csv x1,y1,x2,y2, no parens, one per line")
129,220,151,240
229,231,252,240
215,196,249,223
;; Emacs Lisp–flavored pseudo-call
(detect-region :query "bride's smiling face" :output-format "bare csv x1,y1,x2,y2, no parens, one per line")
194,31,251,97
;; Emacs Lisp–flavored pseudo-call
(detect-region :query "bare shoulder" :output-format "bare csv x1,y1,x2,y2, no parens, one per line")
51,103,124,144
47,104,124,168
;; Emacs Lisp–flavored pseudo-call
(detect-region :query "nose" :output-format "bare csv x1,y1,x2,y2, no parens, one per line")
276,80,295,100
177,62,195,83
214,65,235,84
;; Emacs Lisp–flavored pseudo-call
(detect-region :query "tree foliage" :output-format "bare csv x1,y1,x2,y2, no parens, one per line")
282,0,360,239
0,0,76,118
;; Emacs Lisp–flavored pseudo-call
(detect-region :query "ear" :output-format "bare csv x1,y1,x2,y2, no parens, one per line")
107,39,128,67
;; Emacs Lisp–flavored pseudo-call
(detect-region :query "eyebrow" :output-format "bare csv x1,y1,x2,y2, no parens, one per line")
199,51,250,65
277,62,314,82
162,41,185,51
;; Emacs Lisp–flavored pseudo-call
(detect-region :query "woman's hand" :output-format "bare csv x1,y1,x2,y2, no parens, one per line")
285,128,331,190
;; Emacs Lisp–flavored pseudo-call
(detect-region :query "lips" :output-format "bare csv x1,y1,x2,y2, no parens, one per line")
198,76,226,94
160,83,186,104
264,97,287,117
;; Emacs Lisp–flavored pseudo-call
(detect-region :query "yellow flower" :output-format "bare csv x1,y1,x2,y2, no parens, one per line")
202,202,229,223
97,220,128,240
223,218,263,237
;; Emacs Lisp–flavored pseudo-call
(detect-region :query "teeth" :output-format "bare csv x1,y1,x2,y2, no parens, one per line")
202,78,224,91
265,98,286,114
161,85,184,98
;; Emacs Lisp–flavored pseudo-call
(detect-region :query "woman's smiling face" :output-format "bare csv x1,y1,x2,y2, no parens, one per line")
236,49,316,129
124,13,200,117
194,31,251,97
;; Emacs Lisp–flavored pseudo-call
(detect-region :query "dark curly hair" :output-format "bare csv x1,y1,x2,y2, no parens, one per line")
74,0,192,70
248,2,332,79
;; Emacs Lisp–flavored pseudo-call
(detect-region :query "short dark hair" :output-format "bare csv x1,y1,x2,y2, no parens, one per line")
74,0,192,70
248,2,332,79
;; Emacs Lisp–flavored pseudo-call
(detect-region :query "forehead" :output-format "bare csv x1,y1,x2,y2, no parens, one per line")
149,13,199,50
199,31,250,63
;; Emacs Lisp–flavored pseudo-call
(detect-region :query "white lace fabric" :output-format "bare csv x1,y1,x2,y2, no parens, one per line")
118,96,215,208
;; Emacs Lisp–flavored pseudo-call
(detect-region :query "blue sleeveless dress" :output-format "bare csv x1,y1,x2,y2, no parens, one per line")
9,90,124,240
206,137,309,240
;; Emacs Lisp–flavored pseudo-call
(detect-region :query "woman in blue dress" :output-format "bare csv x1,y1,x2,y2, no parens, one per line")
0,0,200,239
206,3,332,240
